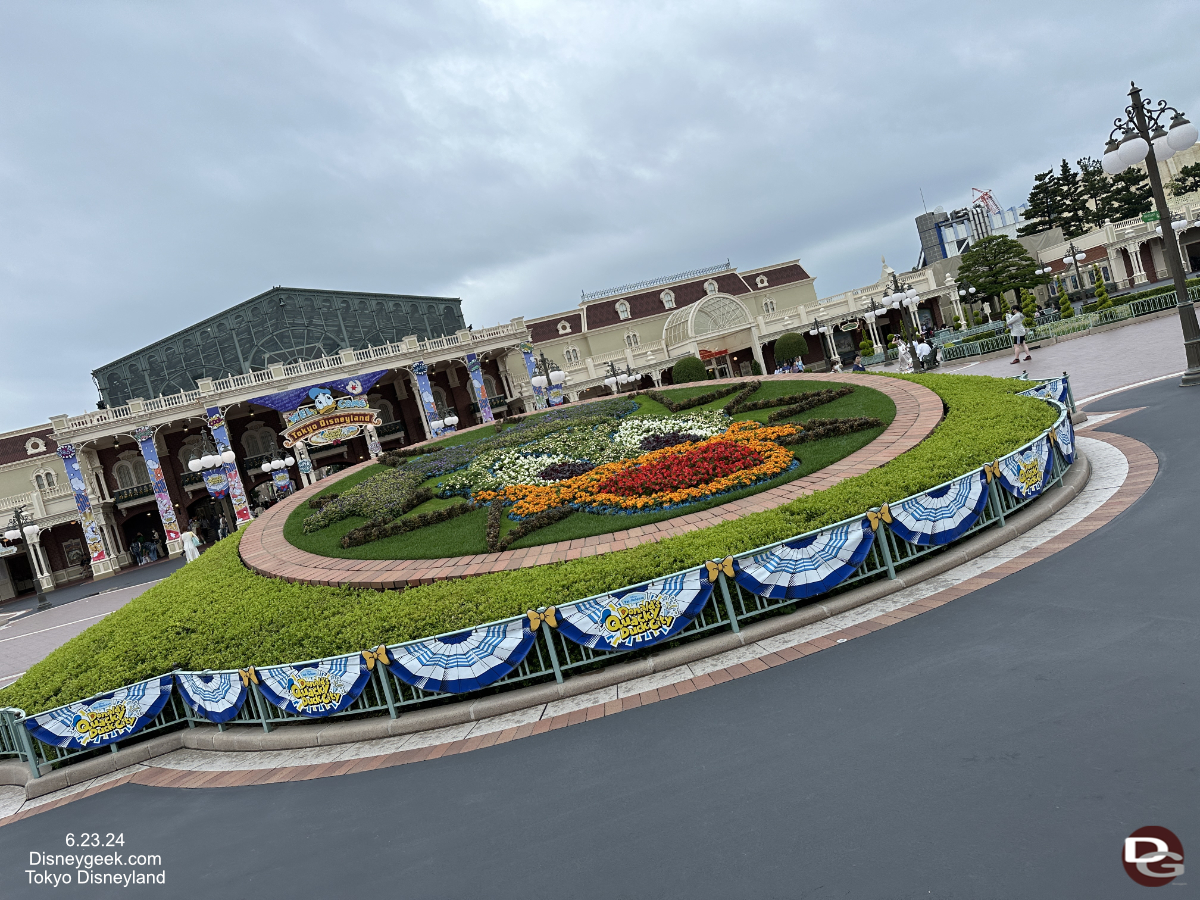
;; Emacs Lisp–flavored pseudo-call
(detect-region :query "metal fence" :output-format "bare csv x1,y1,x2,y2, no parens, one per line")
0,395,1076,779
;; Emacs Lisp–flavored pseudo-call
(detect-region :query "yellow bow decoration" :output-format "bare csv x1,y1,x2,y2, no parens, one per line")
866,504,893,532
362,645,391,670
527,606,558,631
1048,430,1058,445
705,556,735,582
238,666,258,686
983,460,1002,482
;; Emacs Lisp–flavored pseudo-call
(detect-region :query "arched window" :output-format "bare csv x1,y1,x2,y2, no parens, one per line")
483,374,500,398
624,331,640,349
432,386,450,418
35,474,45,490
114,462,137,490
242,425,278,459
563,346,581,365
704,279,719,295
44,472,56,488
661,290,675,309
375,399,394,424
615,300,631,320
762,298,776,315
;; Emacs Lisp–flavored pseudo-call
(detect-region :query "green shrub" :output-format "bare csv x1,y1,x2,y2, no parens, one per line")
750,360,763,376
859,339,874,355
1093,266,1112,310
1020,288,1037,328
0,374,1057,714
773,332,808,364
1058,282,1075,318
672,356,707,383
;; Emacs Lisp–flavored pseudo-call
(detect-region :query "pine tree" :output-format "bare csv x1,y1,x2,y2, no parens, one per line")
1056,159,1087,238
1106,167,1153,221
1058,281,1075,318
956,235,1046,309
1092,265,1112,309
1020,288,1037,327
1077,157,1112,228
1018,169,1060,236
1167,162,1200,197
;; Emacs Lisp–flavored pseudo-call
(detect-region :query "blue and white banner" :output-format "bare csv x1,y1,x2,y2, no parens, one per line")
556,570,713,652
887,470,990,546
1053,415,1076,465
25,676,174,750
733,519,876,600
249,370,388,413
995,436,1052,499
411,360,448,438
1018,377,1069,406
55,444,109,565
466,352,495,424
256,653,371,717
386,620,536,694
205,408,252,525
174,671,247,724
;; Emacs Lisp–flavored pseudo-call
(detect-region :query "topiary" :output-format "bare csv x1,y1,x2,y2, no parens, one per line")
750,360,763,376
671,355,707,384
952,314,962,331
1093,265,1112,309
859,339,874,355
1058,281,1075,318
773,332,809,365
1020,288,1037,328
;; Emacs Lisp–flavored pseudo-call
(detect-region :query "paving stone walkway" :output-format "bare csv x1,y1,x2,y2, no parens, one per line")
239,373,944,589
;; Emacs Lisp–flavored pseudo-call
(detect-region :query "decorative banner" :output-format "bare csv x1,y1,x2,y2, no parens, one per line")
131,426,182,544
203,468,229,499
410,361,448,438
386,620,537,694
520,341,547,410
887,470,990,546
466,352,495,424
174,671,246,724
298,459,313,474
995,436,1052,499
733,519,876,600
548,384,564,407
249,369,388,412
205,407,252,525
25,676,173,750
55,444,108,564
272,468,292,496
1053,414,1076,465
556,569,713,652
255,653,372,718
281,393,382,448
1018,377,1069,406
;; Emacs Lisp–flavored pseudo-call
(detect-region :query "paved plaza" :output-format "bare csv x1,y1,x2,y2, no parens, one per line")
0,374,1194,897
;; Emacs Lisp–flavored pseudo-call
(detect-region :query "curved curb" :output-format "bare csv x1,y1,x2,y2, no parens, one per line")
3,438,1138,812
239,373,945,589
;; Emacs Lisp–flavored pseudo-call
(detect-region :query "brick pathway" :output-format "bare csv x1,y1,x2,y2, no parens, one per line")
239,373,944,589
0,428,1155,824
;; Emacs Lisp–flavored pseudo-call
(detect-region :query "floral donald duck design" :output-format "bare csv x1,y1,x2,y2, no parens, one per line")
309,387,337,413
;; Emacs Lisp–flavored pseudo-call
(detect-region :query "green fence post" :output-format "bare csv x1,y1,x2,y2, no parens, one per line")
990,478,1006,527
718,575,740,634
872,512,897,579
1063,372,1077,413
250,682,273,733
376,665,398,719
540,623,564,684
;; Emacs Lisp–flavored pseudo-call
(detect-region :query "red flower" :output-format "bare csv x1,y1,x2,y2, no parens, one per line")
596,442,765,497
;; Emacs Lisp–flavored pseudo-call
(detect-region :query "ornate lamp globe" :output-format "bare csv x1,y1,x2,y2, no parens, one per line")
220,449,236,465
549,369,566,386
284,456,296,467
4,529,20,542
188,458,203,473
23,525,39,541
1101,138,1124,174
1117,129,1149,166
1166,113,1198,151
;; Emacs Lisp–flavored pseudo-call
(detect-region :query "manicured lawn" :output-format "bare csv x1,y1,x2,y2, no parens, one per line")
282,381,895,559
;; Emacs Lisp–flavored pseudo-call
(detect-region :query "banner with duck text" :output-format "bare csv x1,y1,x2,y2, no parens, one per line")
520,342,548,410
205,408,252,524
411,361,449,438
255,653,372,718
556,569,713,652
24,676,174,750
466,353,495,424
994,436,1052,500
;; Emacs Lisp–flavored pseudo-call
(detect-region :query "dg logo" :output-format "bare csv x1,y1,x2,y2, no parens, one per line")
1124,826,1184,887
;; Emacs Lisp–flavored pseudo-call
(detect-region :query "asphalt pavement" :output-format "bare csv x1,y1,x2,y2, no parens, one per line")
2,379,1196,899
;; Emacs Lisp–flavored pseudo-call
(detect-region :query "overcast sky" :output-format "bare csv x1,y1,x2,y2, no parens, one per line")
1,0,1196,432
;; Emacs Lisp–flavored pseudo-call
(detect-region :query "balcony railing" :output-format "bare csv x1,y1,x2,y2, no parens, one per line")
113,484,155,504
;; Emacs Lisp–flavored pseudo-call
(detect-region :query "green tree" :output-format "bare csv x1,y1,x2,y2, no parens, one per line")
773,332,808,365
1106,167,1153,221
1092,265,1112,309
1018,169,1061,236
670,356,706,384
956,235,1046,314
1167,162,1200,197
1055,159,1088,238
1020,288,1037,327
859,338,874,355
1057,281,1075,318
1078,156,1113,228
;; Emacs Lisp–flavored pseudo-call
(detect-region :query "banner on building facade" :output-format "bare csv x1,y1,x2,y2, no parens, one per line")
411,361,448,438
24,676,174,750
203,469,230,499
55,444,108,564
132,426,182,544
733,519,876,600
520,342,548,410
555,570,713,652
255,653,372,718
205,408,252,524
174,671,247,724
385,619,537,694
465,352,495,424
248,370,388,412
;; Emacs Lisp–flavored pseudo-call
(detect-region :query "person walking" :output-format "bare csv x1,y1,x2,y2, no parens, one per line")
146,530,160,562
180,528,202,563
1006,306,1031,363
218,515,230,539
130,534,143,566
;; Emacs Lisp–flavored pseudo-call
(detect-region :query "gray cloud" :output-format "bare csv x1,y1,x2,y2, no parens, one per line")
1,0,1196,430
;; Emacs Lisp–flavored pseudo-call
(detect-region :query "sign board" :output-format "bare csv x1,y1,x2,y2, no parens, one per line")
1142,210,1160,222
282,392,381,448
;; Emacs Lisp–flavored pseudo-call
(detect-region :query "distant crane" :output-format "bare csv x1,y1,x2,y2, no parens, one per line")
971,188,1001,214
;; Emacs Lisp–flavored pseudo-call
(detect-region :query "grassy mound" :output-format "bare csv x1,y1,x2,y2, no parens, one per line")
0,374,1056,714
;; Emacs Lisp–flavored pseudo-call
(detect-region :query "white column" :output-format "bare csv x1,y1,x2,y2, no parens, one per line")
749,326,766,373
29,539,55,591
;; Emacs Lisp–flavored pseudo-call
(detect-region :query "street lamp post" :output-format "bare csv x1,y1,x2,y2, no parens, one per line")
603,360,636,394
4,507,49,610
886,272,925,372
957,283,979,327
531,351,568,403
1059,244,1089,302
860,298,892,366
1102,81,1200,386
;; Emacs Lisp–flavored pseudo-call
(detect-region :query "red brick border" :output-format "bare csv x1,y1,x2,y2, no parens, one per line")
238,374,944,588
0,430,1157,824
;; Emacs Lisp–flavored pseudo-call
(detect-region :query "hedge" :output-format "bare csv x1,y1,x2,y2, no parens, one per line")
671,356,707,384
0,374,1056,714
